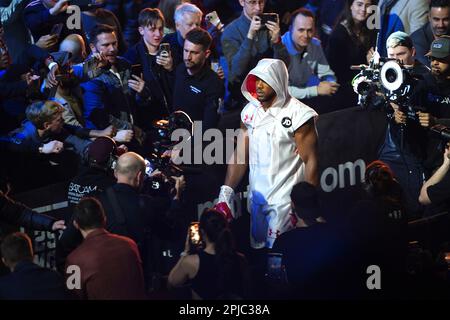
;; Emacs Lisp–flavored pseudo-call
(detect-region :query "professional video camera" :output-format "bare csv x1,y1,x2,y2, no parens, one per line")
142,111,193,197
353,54,414,103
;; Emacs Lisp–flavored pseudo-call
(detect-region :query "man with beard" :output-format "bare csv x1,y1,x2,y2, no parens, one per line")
172,27,224,132
421,36,450,174
216,58,319,249
81,24,147,147
411,0,450,67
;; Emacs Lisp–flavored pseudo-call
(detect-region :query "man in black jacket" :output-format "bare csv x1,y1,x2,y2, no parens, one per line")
124,8,175,130
0,232,67,299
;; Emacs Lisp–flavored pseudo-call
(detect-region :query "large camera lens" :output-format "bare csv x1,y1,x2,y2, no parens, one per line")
385,68,398,83
356,81,371,95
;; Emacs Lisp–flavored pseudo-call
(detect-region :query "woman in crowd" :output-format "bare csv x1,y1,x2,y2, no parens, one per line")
326,0,377,108
168,209,249,299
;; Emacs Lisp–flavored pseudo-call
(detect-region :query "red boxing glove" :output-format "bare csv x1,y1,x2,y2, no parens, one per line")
214,202,233,222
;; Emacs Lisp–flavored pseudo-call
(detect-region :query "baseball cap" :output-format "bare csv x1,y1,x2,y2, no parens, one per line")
87,136,117,165
426,36,450,59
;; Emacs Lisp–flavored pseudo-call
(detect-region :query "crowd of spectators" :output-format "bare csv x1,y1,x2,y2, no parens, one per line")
0,0,450,300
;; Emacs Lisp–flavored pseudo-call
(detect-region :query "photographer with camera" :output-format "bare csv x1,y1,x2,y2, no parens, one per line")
375,32,430,216
56,136,122,272
96,152,186,288
124,8,175,130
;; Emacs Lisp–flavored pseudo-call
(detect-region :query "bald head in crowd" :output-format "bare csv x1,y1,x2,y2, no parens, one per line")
59,34,87,64
114,152,146,188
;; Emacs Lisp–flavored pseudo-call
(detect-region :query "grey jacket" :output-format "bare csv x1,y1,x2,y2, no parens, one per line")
221,13,289,85
281,32,336,99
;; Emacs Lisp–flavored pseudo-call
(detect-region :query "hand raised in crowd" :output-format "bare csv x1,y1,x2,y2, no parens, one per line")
156,52,173,71
247,16,262,40
391,103,407,125
317,81,340,96
266,17,281,44
91,52,109,69
113,129,134,143
215,65,225,80
46,62,59,88
128,74,145,94
171,175,186,201
41,140,64,154
49,0,69,15
21,72,40,86
36,34,58,50
51,220,66,231
366,47,375,64
443,142,450,165
417,111,436,128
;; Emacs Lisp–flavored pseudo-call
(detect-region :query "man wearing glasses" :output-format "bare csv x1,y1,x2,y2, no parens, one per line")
221,0,289,112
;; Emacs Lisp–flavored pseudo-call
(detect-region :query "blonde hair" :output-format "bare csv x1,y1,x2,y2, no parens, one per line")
26,100,63,130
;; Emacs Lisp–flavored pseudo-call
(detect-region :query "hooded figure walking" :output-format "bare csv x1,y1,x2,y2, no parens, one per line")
216,58,319,249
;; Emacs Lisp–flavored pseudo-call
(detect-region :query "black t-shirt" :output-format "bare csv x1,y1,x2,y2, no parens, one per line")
67,166,116,205
172,64,224,132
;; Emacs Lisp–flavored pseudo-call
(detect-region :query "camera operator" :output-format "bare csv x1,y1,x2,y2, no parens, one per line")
419,141,450,212
378,32,430,216
96,152,186,286
56,136,124,272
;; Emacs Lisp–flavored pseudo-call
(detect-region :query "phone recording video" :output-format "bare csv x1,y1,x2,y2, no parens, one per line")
189,222,202,248
259,13,278,26
131,64,142,77
51,23,64,38
205,11,224,31
158,43,171,58
266,252,284,280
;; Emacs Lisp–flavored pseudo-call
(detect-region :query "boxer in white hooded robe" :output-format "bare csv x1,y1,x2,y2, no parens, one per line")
217,58,319,249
